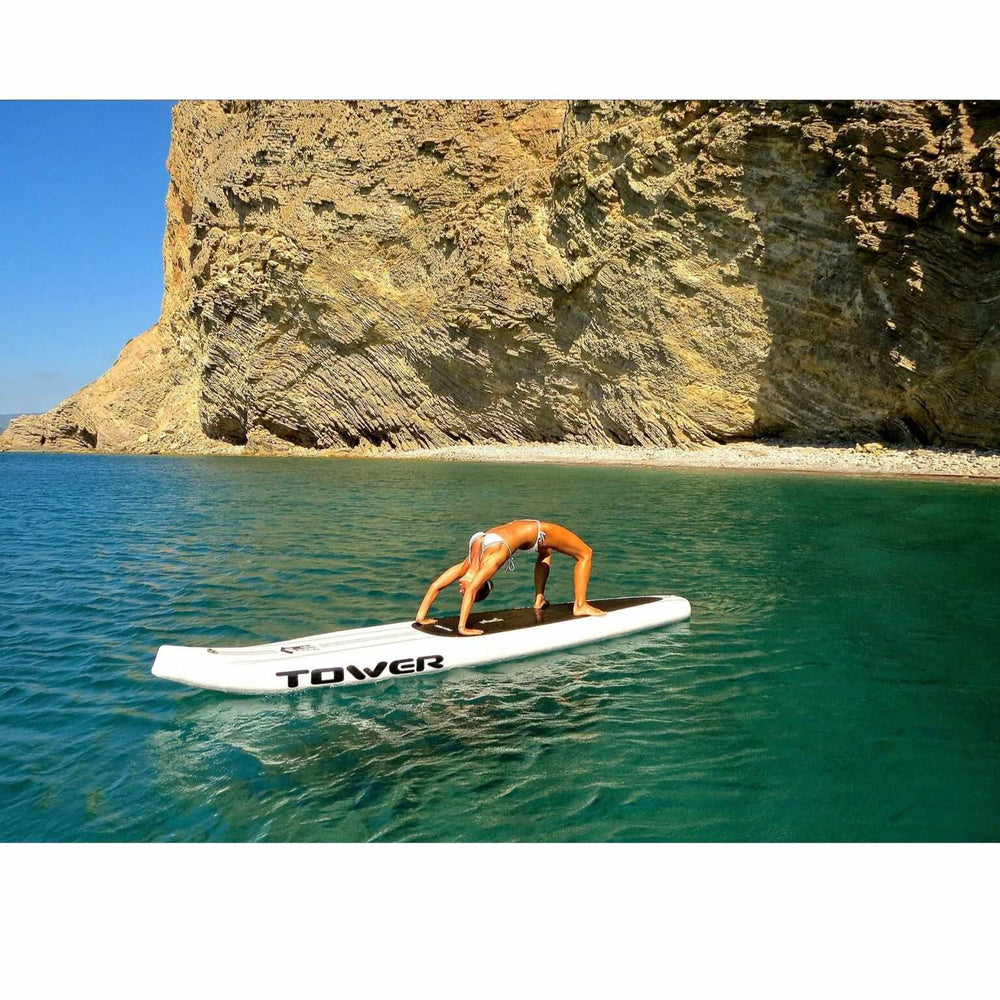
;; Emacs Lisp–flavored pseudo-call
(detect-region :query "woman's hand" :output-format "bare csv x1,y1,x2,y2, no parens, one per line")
415,559,471,628
458,626,484,636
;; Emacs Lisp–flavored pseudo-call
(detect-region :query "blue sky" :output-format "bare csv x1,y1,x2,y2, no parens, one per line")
0,101,174,414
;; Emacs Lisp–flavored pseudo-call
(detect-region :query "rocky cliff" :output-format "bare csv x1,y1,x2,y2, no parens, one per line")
4,99,999,455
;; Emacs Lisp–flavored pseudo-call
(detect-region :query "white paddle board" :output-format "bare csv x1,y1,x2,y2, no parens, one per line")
151,594,691,694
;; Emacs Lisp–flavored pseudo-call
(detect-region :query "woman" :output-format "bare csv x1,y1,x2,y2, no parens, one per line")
415,520,605,636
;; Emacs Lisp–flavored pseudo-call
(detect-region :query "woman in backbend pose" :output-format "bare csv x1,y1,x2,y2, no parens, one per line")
415,520,604,636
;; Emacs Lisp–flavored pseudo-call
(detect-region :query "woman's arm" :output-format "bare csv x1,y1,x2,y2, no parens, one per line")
415,560,469,624
457,548,508,635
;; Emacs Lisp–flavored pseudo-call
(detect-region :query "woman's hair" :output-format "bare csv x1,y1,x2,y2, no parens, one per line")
474,580,493,603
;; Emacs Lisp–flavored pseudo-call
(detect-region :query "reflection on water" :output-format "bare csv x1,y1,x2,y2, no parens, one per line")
1,453,998,841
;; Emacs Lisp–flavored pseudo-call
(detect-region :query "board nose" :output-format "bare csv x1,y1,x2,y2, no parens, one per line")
151,645,187,681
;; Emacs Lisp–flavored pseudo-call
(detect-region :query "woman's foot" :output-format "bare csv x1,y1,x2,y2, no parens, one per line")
533,595,550,610
458,626,484,636
573,603,606,617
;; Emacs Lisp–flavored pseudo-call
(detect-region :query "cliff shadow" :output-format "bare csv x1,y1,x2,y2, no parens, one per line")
740,104,1000,447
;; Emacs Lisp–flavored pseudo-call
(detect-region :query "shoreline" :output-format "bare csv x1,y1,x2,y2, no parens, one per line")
4,438,1000,480
378,441,1000,480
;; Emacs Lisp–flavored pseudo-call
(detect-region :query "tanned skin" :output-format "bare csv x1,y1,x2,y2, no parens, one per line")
415,520,605,636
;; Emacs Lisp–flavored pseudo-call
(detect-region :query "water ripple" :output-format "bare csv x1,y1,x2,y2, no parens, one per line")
1,453,999,841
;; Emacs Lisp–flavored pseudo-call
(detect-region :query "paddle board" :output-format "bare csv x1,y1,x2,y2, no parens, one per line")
151,594,691,694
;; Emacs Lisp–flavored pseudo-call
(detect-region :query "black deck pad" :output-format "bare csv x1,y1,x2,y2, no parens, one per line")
412,596,661,637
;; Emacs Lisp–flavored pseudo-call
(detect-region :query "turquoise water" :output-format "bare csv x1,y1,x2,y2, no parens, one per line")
1,452,997,841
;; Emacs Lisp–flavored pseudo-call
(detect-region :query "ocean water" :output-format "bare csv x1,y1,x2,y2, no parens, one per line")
0,452,997,842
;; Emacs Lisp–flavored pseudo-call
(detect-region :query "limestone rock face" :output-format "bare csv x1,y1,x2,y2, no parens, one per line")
4,100,999,454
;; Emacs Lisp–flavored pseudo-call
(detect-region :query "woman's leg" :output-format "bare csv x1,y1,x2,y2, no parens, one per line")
573,545,604,615
572,545,605,616
534,523,605,617
533,552,552,609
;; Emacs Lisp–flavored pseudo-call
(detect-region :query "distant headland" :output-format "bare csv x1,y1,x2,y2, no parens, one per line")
1,414,35,434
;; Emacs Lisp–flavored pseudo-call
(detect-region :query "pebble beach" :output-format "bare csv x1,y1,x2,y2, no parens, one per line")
7,432,999,481
382,440,1000,480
